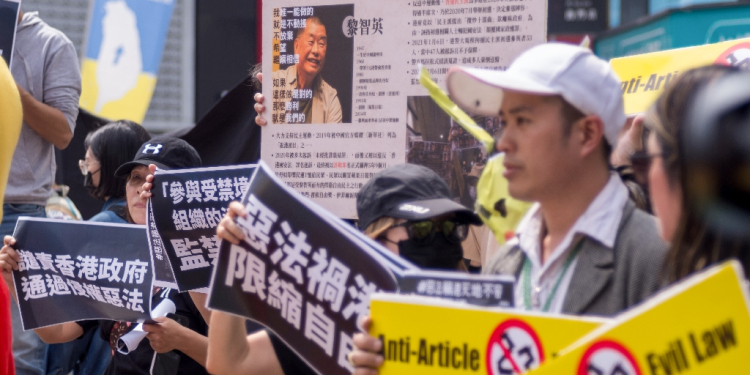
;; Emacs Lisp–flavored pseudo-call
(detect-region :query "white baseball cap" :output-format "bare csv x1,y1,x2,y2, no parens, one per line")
446,43,626,147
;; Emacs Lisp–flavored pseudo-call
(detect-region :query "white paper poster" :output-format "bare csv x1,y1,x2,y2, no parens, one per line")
261,0,547,218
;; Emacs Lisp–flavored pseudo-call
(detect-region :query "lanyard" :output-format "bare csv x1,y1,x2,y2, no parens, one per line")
522,240,584,312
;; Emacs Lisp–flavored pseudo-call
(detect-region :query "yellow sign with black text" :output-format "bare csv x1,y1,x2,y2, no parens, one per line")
369,294,608,374
527,261,750,375
611,38,750,115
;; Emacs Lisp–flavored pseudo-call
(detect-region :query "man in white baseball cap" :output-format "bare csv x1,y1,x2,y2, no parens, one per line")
447,42,667,316
348,43,668,374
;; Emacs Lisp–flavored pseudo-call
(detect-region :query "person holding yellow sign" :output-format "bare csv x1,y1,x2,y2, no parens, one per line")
350,42,668,374
526,65,750,375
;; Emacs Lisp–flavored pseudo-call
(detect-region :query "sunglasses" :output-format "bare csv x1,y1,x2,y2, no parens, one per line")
629,151,665,176
392,219,469,244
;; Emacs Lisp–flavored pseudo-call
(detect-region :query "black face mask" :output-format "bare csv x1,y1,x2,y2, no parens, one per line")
398,233,463,270
83,172,97,197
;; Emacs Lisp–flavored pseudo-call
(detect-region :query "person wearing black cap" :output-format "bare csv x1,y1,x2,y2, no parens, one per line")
204,164,481,375
1,137,211,375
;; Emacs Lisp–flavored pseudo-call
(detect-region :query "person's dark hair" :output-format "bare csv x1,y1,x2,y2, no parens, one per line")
249,63,262,92
84,120,151,200
645,65,750,283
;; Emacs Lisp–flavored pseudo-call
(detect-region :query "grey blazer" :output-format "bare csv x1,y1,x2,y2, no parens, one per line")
483,200,667,317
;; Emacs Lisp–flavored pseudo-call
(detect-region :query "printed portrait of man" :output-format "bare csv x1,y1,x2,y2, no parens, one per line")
274,16,342,124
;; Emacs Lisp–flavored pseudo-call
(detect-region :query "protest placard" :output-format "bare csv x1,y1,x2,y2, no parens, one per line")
260,0,547,218
208,161,412,375
527,261,750,375
147,200,178,289
0,0,21,68
611,38,750,115
398,270,514,307
369,293,607,375
147,164,255,291
11,218,153,330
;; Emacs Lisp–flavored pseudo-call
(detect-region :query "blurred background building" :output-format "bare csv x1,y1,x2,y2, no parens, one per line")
548,0,750,58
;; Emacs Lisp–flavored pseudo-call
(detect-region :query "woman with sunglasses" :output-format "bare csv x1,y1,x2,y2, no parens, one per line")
634,65,750,283
1,137,211,375
205,163,481,375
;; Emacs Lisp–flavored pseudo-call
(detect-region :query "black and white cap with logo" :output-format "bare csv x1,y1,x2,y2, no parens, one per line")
356,163,482,230
114,136,202,177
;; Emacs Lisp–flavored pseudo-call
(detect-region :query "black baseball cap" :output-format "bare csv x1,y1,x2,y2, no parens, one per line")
114,136,202,177
357,163,482,230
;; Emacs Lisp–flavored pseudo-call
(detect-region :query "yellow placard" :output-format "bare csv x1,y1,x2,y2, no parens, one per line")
611,38,750,115
370,293,608,374
527,261,750,375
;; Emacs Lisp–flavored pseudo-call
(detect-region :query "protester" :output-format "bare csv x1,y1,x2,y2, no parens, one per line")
0,55,20,375
0,276,12,375
0,138,210,375
204,163,481,375
634,65,750,282
3,10,81,375
83,121,152,222
0,53,22,227
349,42,667,374
46,121,151,375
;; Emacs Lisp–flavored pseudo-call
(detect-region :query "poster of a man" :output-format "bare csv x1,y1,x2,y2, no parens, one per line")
272,6,354,125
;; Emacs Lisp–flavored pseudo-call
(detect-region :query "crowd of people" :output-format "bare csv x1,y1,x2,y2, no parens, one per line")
1,9,749,375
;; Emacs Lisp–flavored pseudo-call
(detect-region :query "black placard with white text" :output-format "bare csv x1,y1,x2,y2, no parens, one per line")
147,200,178,289
398,270,514,307
0,0,20,68
11,218,153,330
148,165,256,291
208,161,403,375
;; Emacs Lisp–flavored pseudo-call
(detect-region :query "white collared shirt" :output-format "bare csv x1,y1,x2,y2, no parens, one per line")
510,173,629,314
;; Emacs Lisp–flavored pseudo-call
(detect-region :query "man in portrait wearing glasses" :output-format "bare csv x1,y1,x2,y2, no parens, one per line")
272,15,342,124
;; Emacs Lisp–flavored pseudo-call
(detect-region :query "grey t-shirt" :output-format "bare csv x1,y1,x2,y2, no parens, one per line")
7,12,81,206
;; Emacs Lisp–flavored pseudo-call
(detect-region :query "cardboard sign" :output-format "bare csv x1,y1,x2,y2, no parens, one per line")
148,164,256,291
208,161,409,375
0,0,20,68
11,218,154,330
527,261,750,375
369,293,607,374
611,38,750,115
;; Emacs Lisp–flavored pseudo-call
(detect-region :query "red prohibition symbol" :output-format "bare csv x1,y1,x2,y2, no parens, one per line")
715,42,750,68
577,340,642,375
486,319,544,375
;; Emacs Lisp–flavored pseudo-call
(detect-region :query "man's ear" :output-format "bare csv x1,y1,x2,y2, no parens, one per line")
575,115,606,158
